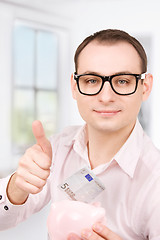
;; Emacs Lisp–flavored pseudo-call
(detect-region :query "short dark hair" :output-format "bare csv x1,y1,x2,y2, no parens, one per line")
74,29,147,73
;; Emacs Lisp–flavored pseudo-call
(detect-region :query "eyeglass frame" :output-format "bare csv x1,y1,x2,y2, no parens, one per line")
74,72,146,96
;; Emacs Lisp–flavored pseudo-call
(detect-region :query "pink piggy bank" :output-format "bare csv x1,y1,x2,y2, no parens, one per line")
47,200,106,240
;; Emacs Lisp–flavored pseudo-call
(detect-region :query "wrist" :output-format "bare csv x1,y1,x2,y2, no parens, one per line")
7,173,29,205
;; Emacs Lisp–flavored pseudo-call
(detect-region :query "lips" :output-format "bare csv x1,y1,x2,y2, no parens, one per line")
93,109,121,116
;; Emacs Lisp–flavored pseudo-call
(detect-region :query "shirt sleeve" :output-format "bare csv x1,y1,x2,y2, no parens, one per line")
145,201,160,240
143,175,160,239
0,173,51,230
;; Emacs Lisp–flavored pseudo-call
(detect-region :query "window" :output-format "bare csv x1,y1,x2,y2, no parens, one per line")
12,23,58,154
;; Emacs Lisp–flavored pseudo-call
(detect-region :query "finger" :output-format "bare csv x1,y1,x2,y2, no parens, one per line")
25,147,51,170
67,233,81,240
19,154,50,179
92,223,122,240
17,168,46,189
32,120,52,158
81,229,103,240
28,161,50,180
15,175,43,195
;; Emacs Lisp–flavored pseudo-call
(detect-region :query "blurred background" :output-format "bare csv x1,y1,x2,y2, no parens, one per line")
0,0,160,239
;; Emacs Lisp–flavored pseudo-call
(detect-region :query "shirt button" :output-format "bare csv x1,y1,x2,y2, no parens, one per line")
4,205,9,211
0,195,2,200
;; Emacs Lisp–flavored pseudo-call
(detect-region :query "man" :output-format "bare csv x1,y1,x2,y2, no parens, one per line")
0,29,159,240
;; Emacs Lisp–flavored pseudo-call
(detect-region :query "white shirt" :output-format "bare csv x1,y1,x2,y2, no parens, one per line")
0,120,160,239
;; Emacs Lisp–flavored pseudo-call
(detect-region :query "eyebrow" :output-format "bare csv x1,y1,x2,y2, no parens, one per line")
79,70,136,76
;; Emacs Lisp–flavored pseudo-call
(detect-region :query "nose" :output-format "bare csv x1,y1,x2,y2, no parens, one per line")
97,81,116,102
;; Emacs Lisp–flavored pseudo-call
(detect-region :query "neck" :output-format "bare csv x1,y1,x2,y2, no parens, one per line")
87,122,136,169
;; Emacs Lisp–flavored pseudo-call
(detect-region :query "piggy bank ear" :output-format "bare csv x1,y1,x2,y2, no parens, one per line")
91,202,101,207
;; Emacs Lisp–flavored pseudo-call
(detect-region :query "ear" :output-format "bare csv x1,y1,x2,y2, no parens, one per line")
142,73,153,101
70,73,77,100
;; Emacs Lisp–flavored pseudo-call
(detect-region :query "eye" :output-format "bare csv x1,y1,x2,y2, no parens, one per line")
114,76,131,86
83,77,100,85
79,75,102,86
118,79,129,85
87,79,97,84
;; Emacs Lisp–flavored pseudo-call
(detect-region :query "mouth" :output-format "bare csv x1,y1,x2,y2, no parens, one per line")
93,109,121,117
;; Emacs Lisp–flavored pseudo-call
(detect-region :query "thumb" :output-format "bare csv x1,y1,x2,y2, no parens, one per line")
32,120,52,159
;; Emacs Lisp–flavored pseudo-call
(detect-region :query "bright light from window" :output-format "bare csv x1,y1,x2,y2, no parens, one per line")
12,24,58,153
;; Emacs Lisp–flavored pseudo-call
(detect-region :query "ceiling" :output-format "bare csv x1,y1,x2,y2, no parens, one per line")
0,0,111,8
0,0,79,15
0,0,90,6
0,0,97,14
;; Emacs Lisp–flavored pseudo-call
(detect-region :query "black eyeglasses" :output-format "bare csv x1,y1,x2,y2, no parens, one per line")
74,72,146,96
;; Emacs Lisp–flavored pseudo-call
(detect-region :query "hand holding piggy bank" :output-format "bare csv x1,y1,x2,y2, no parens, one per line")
47,200,106,240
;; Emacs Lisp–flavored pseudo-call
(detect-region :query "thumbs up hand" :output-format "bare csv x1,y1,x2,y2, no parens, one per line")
7,121,52,204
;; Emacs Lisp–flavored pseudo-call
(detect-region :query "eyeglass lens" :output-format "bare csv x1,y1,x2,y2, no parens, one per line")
78,74,137,95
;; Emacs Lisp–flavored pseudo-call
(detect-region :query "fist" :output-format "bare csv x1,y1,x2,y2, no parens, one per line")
15,120,52,195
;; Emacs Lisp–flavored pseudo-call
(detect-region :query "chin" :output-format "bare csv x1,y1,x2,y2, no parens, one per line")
91,122,119,133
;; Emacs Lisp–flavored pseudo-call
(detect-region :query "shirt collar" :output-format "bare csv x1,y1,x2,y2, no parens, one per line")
114,119,144,178
64,119,144,178
73,125,89,161
64,125,89,161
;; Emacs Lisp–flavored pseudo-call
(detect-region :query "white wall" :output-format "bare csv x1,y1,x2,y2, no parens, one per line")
1,0,160,239
0,6,13,175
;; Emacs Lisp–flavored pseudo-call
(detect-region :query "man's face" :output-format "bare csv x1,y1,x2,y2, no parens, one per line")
71,41,152,134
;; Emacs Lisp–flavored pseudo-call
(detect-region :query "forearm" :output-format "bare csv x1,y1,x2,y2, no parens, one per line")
7,173,29,205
